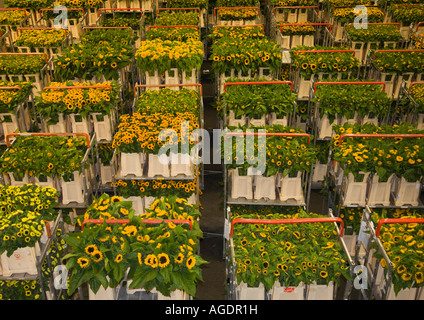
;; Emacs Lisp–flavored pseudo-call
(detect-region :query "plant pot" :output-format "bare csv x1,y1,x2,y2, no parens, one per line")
268,112,288,126
361,114,379,126
69,114,91,135
248,114,266,127
144,71,161,90
306,281,334,300
0,113,20,140
312,160,327,183
270,281,305,300
181,68,198,90
170,152,193,177
155,289,189,300
279,172,304,204
123,196,144,216
297,74,313,100
34,174,57,189
236,281,265,300
379,72,396,98
91,113,113,142
258,67,272,80
392,176,421,206
0,245,39,277
100,164,113,185
60,171,85,205
45,113,69,133
291,35,303,48
141,0,153,11
254,174,277,201
317,114,337,139
228,110,247,127
342,172,370,206
367,173,394,206
88,281,116,300
280,35,291,50
351,41,366,65
147,153,170,178
4,172,31,186
417,113,424,130
164,68,180,89
229,168,253,200
119,152,145,178
394,72,414,99
303,34,314,47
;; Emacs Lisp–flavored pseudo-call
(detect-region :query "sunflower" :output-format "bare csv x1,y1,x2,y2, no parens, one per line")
158,253,170,268
114,254,123,263
401,272,412,281
320,270,328,278
77,257,89,268
48,163,54,169
111,62,118,68
91,250,103,262
175,253,184,264
301,62,308,69
145,254,158,268
137,252,143,265
186,256,196,269
85,244,98,255
111,196,122,203
415,272,423,284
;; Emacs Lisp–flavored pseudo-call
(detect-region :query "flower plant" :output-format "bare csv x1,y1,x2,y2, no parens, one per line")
312,79,392,123
14,28,68,48
0,135,88,181
64,194,207,297
0,81,33,113
54,41,133,81
217,78,296,119
146,26,200,41
332,122,424,182
81,28,138,46
0,9,29,27
210,37,281,74
113,179,198,200
278,22,317,36
100,12,142,31
217,8,258,21
223,125,317,177
0,54,46,75
35,81,120,123
0,184,59,256
231,209,351,290
155,11,199,26
135,87,200,115
167,0,208,8
372,50,424,74
112,112,199,154
4,0,54,10
332,6,384,24
290,45,360,78
208,25,265,41
388,4,424,24
409,83,424,113
135,39,204,75
346,23,402,43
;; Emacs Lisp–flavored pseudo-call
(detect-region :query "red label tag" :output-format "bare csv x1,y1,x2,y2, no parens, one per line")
14,253,21,260
284,287,295,293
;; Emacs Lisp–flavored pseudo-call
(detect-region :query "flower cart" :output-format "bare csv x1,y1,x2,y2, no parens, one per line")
369,49,424,99
0,8,32,48
37,8,87,42
290,48,360,100
226,210,354,300
223,130,315,210
0,83,35,145
344,23,403,66
13,27,73,62
0,52,51,98
219,80,296,129
0,206,66,300
214,6,261,27
276,23,331,51
0,132,98,207
354,206,424,300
